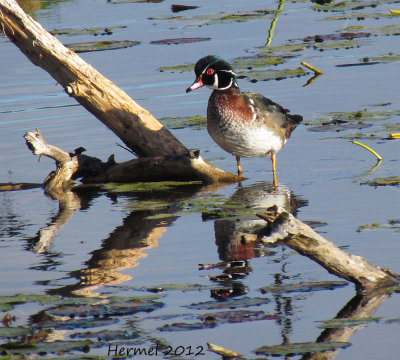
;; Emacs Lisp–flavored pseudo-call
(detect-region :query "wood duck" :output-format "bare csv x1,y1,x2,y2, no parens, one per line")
186,55,303,186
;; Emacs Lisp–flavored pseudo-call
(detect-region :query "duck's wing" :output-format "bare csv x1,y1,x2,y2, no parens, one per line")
243,91,303,138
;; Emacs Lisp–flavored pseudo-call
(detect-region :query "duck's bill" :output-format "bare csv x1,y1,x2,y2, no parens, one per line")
186,77,204,93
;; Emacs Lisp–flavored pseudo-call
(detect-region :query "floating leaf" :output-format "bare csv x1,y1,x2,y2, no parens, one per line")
303,32,370,42
149,10,277,27
66,40,140,53
158,310,278,331
16,339,97,355
50,25,127,36
321,11,397,21
46,299,163,318
105,181,201,193
369,53,400,63
259,281,348,294
158,322,208,331
236,67,308,82
307,121,372,132
317,317,380,328
385,317,400,323
186,296,271,310
254,341,351,356
71,329,140,341
0,327,31,338
159,115,207,130
312,0,380,12
357,220,400,233
303,109,400,126
362,176,400,187
146,283,216,292
42,318,119,330
197,309,278,324
357,222,380,232
0,293,60,312
150,37,210,45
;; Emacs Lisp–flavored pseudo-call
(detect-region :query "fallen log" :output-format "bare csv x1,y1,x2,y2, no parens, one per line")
257,205,399,291
23,130,241,194
0,0,242,188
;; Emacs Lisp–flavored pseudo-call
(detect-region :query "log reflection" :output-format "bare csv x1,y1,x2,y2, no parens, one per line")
301,290,390,360
40,183,205,296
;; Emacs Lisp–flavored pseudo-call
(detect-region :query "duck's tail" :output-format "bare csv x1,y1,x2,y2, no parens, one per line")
285,113,303,138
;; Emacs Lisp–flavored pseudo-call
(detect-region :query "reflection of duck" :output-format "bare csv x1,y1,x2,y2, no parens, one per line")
214,182,307,262
186,55,303,185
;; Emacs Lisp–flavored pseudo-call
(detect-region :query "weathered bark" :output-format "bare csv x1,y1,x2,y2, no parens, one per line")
257,205,398,290
23,130,241,194
0,0,242,185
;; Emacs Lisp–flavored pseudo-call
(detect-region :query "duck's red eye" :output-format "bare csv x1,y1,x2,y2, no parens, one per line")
206,68,214,75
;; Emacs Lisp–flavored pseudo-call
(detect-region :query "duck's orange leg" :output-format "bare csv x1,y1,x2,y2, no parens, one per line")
236,156,243,175
270,153,278,187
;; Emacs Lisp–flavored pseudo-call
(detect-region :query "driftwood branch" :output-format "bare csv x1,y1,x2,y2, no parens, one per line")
23,130,241,195
0,0,242,187
257,205,398,290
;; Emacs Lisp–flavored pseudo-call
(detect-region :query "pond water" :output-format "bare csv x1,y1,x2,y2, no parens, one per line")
1,0,400,358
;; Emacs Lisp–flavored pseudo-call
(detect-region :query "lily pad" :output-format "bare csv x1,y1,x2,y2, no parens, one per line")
150,37,210,45
46,299,163,318
149,10,277,27
303,31,370,42
303,109,399,126
159,115,207,130
42,318,119,330
312,0,381,12
105,181,202,193
158,309,278,331
307,121,372,132
50,25,127,36
362,176,400,187
0,293,60,312
321,11,397,21
0,327,31,338
197,309,278,324
66,40,140,53
145,283,216,292
186,296,271,310
369,53,400,63
317,317,380,328
259,280,348,294
254,341,351,356
357,219,400,232
71,329,140,341
237,67,308,82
